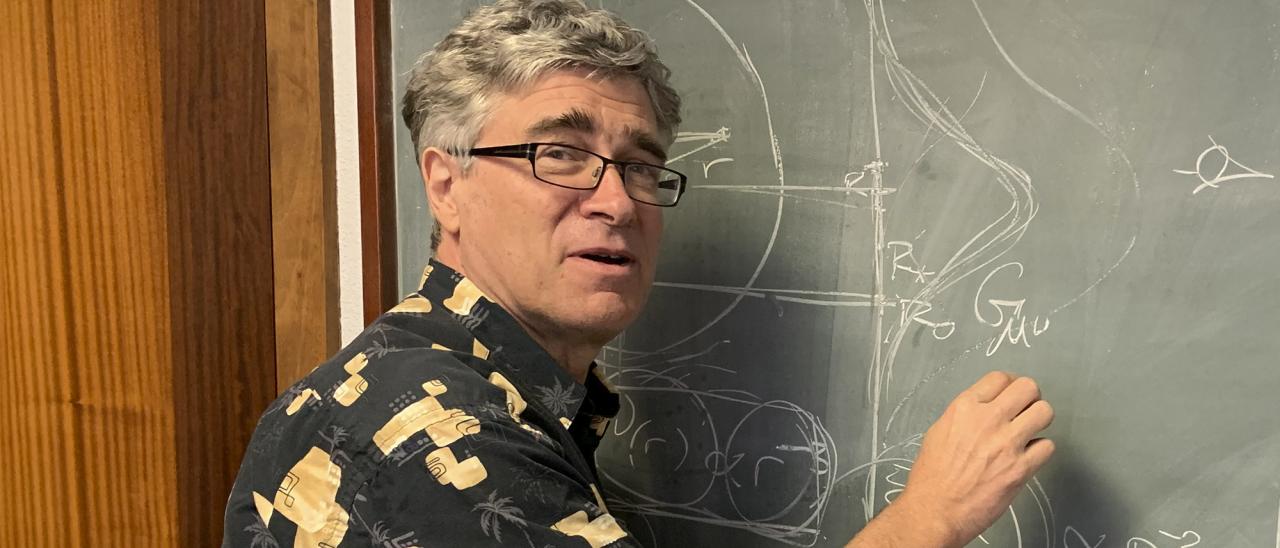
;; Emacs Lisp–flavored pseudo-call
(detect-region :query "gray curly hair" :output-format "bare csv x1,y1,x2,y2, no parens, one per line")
401,0,683,251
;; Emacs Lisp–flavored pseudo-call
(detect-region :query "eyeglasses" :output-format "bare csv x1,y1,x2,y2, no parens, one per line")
467,142,688,207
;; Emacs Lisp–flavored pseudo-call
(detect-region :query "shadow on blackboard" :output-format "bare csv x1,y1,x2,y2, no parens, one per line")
1010,442,1130,548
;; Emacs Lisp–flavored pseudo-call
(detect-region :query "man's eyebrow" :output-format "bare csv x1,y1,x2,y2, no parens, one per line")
527,109,596,137
527,108,668,163
625,126,668,164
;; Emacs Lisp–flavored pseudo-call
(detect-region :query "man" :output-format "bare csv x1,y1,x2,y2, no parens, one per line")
223,1,1054,546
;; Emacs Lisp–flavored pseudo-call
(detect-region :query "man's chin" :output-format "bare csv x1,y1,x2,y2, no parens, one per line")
571,298,641,340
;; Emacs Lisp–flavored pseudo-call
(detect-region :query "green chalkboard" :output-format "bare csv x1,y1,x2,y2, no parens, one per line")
392,1,1280,546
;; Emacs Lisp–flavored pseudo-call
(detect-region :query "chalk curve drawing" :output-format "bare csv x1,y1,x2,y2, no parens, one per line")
612,0,790,359
597,2,839,542
595,0,1152,546
862,0,1146,545
599,364,838,546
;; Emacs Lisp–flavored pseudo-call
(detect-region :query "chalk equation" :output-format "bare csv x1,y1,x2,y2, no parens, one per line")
974,262,1049,357
1065,525,1202,548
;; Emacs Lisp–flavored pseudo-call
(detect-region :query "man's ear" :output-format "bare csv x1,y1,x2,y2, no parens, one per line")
421,146,461,237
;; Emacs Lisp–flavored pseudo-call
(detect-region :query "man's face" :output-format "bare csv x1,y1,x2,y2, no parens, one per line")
445,69,667,346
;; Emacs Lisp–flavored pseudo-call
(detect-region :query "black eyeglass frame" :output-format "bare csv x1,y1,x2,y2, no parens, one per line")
466,142,688,207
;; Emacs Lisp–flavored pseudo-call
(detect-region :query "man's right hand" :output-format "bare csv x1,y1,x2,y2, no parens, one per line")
848,371,1055,547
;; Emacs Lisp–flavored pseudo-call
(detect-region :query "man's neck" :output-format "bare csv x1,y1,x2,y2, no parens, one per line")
517,324,598,384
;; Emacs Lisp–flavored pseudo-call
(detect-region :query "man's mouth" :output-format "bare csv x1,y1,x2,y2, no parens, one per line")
572,249,635,266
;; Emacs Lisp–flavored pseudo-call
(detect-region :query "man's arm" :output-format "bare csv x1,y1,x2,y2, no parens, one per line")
847,371,1056,547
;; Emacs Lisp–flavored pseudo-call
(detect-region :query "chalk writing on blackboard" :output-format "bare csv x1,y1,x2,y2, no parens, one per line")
602,0,1185,545
670,127,732,163
1130,530,1202,548
973,262,1050,357
599,363,839,544
887,241,934,284
1173,135,1274,195
700,157,734,177
1062,526,1203,548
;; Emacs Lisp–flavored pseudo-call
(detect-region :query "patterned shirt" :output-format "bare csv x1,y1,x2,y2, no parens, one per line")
223,260,637,547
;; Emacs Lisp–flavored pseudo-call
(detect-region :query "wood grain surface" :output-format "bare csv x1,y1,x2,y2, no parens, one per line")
1,0,288,544
357,0,401,323
266,0,341,388
160,0,278,544
0,0,176,544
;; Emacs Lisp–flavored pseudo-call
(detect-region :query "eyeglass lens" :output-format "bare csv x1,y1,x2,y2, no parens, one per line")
533,144,682,205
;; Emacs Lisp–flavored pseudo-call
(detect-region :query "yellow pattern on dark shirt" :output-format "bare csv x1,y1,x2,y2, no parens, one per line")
223,260,631,547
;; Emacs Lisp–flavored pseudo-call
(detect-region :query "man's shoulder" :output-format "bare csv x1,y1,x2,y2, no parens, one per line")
304,309,504,408
232,306,521,484
224,306,571,545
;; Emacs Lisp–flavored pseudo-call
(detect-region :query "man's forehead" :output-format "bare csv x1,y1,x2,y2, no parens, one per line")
524,107,668,160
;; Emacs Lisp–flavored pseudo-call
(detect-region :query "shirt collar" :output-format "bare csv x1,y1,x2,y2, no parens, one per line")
416,259,618,425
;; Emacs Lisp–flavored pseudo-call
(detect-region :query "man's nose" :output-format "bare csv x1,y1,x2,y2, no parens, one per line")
580,164,636,225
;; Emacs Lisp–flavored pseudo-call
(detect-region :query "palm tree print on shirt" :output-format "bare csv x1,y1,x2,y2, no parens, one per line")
244,515,279,548
474,490,537,547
